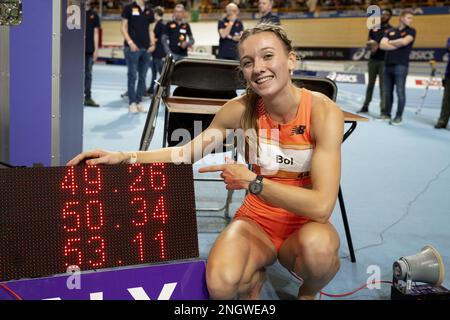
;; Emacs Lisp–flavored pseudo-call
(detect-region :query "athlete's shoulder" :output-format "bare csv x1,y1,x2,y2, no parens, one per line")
210,94,246,128
222,94,247,113
310,90,343,122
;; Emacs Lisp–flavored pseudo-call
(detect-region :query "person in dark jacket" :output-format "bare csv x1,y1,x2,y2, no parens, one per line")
258,0,280,25
434,37,450,129
147,6,166,96
161,4,195,61
84,0,101,107
357,9,392,115
217,3,244,60
379,9,416,125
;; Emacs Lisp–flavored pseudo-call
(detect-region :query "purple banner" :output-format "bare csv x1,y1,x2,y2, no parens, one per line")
0,261,209,300
9,0,53,166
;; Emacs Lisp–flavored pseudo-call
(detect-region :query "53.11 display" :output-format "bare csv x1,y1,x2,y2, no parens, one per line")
0,163,198,282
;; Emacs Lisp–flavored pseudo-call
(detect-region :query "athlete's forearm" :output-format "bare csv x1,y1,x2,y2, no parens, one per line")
121,147,183,164
257,179,336,223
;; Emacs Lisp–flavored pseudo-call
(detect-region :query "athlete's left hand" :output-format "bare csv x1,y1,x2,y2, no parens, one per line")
198,157,257,190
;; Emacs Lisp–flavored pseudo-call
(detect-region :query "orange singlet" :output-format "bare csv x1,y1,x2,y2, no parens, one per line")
234,88,315,251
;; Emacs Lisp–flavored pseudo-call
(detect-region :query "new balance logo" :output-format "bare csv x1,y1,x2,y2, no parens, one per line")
290,125,306,135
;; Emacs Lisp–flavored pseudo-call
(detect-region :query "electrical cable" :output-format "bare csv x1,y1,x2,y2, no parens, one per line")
290,270,392,299
319,280,392,300
0,283,23,300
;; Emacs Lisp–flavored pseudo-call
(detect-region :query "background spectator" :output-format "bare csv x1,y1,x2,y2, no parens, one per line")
84,0,101,107
217,3,244,60
147,6,167,96
357,9,393,115
379,9,416,125
258,0,281,25
162,4,195,60
434,37,450,129
121,0,155,113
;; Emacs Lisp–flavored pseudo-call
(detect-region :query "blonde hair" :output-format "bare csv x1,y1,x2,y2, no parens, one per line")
400,8,414,17
238,23,294,132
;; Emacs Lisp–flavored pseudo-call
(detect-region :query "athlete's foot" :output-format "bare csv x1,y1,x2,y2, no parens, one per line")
239,270,266,300
298,293,317,300
297,285,319,300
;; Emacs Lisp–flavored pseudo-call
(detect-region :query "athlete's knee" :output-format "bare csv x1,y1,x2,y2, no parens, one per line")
297,229,339,272
206,260,243,299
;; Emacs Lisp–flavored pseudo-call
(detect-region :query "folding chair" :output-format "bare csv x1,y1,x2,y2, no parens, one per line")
292,75,356,263
140,57,246,222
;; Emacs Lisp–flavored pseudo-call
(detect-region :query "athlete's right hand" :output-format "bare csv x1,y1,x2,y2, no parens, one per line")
66,149,127,166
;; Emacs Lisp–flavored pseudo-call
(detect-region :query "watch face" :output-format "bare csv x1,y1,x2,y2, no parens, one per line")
249,181,262,194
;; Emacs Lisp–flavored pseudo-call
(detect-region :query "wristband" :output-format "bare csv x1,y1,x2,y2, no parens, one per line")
128,152,138,164
120,151,138,164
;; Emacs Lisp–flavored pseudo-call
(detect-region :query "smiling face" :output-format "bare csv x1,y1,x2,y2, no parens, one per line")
239,32,297,98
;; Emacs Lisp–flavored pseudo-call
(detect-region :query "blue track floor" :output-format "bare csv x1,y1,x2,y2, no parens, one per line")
83,63,450,300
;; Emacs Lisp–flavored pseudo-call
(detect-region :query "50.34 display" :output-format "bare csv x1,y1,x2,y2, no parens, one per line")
0,163,198,282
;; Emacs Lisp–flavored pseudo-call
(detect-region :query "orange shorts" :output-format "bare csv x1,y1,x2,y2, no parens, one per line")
233,200,310,252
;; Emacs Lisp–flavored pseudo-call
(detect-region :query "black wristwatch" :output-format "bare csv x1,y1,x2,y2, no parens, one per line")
248,175,264,195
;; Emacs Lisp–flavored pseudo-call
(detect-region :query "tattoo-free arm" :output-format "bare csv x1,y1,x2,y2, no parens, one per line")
380,37,398,51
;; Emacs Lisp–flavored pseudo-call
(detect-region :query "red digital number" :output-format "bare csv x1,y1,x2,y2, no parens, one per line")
131,197,148,227
155,230,166,260
62,201,81,232
85,200,104,231
129,164,146,192
149,163,167,191
132,232,145,263
64,237,82,268
61,167,79,195
62,200,104,231
87,236,107,268
84,166,102,194
152,196,168,224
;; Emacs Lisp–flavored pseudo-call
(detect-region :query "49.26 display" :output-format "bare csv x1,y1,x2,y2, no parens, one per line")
0,163,198,281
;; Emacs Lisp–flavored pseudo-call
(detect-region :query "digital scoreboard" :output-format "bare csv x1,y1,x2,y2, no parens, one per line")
0,163,199,282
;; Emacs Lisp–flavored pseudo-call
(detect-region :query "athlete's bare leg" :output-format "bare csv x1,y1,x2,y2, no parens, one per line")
206,219,277,300
278,221,340,300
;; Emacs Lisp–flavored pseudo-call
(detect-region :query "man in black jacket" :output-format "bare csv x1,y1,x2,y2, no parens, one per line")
84,0,101,107
380,9,416,125
162,4,195,61
357,9,392,115
147,6,166,96
435,38,450,129
258,0,280,25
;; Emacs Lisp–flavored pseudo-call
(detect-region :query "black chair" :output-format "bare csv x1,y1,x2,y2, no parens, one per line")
164,58,245,149
292,75,356,263
141,57,246,222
